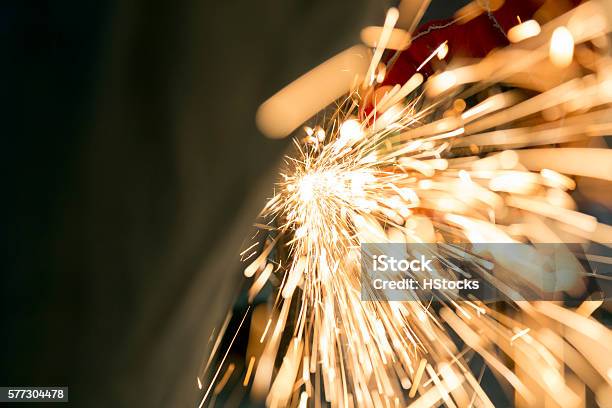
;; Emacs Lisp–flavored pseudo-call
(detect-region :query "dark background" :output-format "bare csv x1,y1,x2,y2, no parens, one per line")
2,1,473,406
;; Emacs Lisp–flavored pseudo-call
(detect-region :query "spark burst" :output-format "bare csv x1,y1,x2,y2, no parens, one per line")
200,1,612,407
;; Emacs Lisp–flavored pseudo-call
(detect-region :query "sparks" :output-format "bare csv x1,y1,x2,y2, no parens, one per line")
201,1,612,407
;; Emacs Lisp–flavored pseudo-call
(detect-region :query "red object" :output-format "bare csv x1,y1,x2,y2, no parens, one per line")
362,0,587,119
361,0,553,119
382,0,546,86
